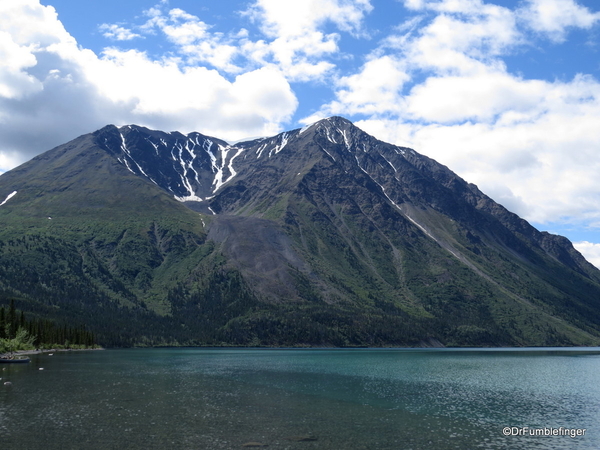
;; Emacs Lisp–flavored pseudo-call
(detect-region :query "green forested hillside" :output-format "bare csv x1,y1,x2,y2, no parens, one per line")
0,300,96,353
1,119,600,347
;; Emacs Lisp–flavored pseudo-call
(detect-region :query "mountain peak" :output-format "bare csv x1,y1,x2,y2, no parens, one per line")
2,117,600,347
320,116,354,127
300,115,355,133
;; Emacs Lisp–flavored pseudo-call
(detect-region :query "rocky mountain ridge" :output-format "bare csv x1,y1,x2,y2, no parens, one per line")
1,117,599,347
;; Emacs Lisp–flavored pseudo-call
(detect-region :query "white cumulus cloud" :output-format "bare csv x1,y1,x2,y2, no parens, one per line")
312,0,600,233
518,0,600,42
242,0,373,81
0,0,298,171
135,0,374,82
574,241,600,269
99,24,142,41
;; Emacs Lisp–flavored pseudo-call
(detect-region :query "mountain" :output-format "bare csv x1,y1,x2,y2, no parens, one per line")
1,116,600,347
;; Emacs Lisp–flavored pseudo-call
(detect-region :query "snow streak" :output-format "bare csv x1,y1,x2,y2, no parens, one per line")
0,191,17,206
212,144,244,193
269,132,290,157
380,153,397,172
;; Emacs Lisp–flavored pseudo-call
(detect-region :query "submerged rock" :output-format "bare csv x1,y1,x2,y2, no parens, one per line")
285,435,318,442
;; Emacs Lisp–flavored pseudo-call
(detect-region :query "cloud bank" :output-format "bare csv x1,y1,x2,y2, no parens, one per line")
310,0,600,230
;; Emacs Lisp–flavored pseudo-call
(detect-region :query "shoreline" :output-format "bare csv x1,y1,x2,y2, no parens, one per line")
0,347,104,359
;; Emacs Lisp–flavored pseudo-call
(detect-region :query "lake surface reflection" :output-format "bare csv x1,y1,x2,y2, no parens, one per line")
1,348,599,449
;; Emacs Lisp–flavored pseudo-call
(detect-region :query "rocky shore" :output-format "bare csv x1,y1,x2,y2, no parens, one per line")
1,347,103,359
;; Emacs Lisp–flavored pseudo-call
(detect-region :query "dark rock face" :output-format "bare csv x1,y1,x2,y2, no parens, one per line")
94,124,231,201
1,116,600,347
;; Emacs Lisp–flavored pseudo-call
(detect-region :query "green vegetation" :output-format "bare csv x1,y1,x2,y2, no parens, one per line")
0,328,36,355
0,299,96,354
2,184,599,348
1,120,600,348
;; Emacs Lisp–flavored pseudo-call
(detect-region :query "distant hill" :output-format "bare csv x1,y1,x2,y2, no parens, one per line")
1,117,599,347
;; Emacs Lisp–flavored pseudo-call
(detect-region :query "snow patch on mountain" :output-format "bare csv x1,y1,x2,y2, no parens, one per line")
0,190,17,206
299,122,316,134
256,142,269,158
320,145,336,161
228,147,244,179
118,157,136,174
380,153,397,172
203,139,218,173
212,144,244,193
173,140,200,199
174,193,204,202
269,132,290,157
341,129,352,150
109,119,424,213
323,125,338,144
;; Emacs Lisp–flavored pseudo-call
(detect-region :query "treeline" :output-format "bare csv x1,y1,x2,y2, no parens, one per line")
0,299,96,349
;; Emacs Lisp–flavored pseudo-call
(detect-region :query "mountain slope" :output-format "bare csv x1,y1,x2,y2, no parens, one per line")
1,117,599,347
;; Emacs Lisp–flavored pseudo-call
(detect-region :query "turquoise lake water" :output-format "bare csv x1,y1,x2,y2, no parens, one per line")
1,348,599,449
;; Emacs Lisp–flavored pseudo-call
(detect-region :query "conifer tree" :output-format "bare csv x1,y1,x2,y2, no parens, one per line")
7,299,16,339
0,307,5,339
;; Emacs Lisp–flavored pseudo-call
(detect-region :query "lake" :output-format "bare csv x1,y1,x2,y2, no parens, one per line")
1,348,599,449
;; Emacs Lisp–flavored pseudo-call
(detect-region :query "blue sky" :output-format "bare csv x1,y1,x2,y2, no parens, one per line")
1,0,600,266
